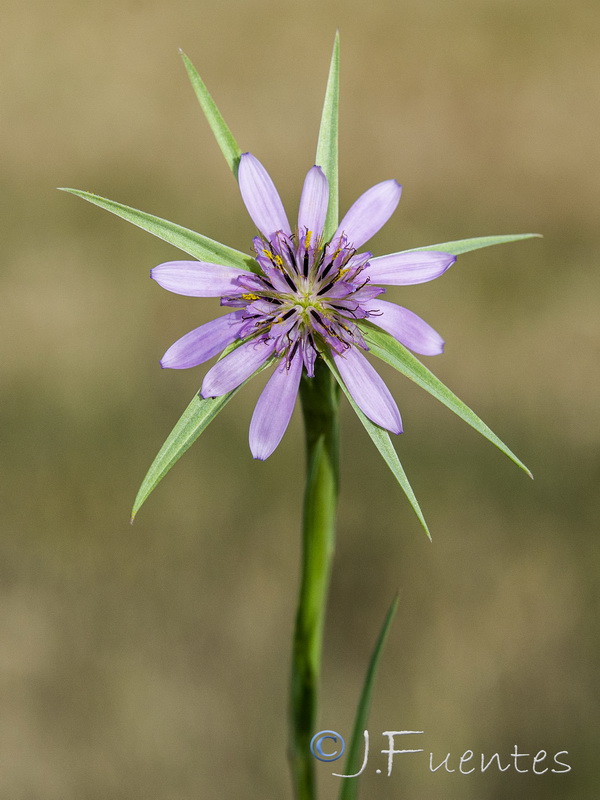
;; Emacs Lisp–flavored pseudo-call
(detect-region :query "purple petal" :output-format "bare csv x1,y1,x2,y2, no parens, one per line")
334,180,402,249
297,166,329,238
238,153,291,238
151,261,248,297
333,346,402,434
160,311,246,369
249,350,303,460
364,299,444,356
366,251,456,285
201,338,275,397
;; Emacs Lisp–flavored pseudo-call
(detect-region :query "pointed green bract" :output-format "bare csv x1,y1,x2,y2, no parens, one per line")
180,51,243,178
59,189,255,271
131,348,274,519
131,389,238,521
316,32,340,241
359,323,532,477
402,232,542,257
338,596,399,799
323,353,430,537
131,346,274,520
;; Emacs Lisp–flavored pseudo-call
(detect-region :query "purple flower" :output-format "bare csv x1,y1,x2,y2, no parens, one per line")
151,153,455,460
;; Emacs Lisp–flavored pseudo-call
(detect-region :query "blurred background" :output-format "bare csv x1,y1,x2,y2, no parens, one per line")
1,0,598,797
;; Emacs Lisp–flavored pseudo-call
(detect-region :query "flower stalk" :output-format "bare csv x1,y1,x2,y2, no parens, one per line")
289,361,340,800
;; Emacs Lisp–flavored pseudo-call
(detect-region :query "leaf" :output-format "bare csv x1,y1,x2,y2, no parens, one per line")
180,51,243,178
316,32,340,240
131,390,238,521
131,351,274,520
59,189,256,271
322,353,430,537
337,595,399,799
359,323,532,477
402,232,542,257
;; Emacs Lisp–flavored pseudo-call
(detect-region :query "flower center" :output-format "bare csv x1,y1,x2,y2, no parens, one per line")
221,229,383,376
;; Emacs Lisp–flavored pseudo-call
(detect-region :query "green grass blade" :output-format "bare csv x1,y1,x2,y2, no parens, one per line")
180,51,242,178
401,232,542,257
59,189,254,270
359,324,532,477
322,353,430,537
316,32,340,240
337,595,399,799
131,389,239,521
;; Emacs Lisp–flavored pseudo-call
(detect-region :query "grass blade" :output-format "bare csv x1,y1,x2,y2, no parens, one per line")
337,596,399,799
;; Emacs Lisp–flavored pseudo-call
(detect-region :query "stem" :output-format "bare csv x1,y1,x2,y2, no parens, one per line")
289,360,340,800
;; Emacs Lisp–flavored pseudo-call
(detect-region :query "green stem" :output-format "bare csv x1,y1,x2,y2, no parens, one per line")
289,360,340,800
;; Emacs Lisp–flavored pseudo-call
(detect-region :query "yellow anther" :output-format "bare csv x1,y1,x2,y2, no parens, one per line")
242,293,260,301
305,230,312,249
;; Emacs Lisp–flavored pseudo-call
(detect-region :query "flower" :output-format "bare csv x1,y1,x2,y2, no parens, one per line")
151,152,455,460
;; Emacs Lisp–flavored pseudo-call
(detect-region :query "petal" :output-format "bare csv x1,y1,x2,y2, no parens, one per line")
302,339,317,378
297,166,329,238
151,261,248,297
364,299,444,356
160,311,246,369
333,346,402,434
238,153,291,238
249,350,303,460
334,180,402,249
201,338,275,397
366,251,456,285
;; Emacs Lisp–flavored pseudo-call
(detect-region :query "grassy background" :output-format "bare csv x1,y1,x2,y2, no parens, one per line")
1,0,598,797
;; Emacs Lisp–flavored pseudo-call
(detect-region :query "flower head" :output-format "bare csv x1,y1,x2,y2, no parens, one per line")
152,152,455,460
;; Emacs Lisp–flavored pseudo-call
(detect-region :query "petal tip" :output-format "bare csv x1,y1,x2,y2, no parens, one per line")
388,416,403,435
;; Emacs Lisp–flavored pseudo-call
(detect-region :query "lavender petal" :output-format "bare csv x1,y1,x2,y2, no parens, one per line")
160,311,246,369
366,251,456,285
201,338,275,397
333,346,402,434
334,180,402,249
151,261,249,296
249,351,303,460
238,153,291,238
297,165,329,238
364,299,444,356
